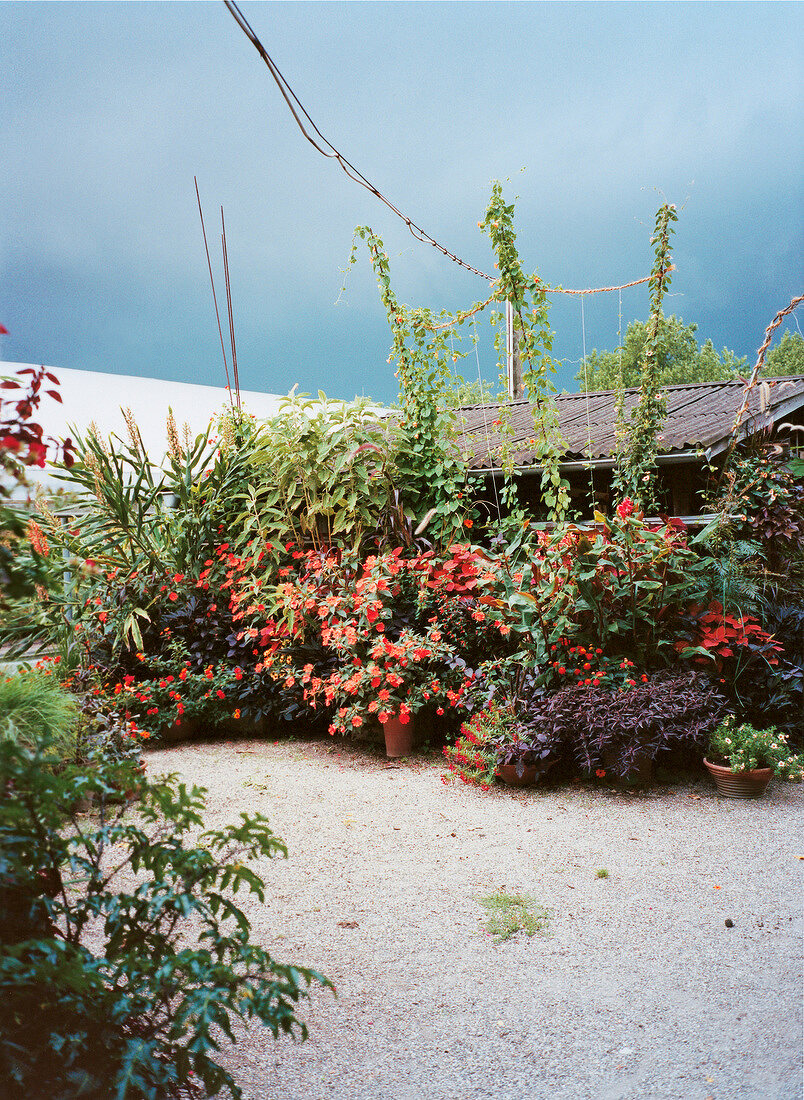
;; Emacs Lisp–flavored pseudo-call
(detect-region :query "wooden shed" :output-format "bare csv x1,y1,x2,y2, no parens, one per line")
454,375,804,521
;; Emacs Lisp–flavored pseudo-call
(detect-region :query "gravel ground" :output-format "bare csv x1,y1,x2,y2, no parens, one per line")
144,734,803,1100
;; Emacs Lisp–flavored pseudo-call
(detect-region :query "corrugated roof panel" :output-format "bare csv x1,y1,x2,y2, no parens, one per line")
455,376,804,469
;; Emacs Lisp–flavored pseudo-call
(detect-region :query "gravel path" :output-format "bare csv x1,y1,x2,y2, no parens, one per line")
145,735,803,1100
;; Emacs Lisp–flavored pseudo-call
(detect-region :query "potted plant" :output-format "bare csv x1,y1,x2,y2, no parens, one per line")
442,701,559,789
280,549,478,756
493,729,557,787
704,717,804,798
540,669,728,786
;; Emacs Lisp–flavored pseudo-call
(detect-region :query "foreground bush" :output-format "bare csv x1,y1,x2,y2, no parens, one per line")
0,735,329,1099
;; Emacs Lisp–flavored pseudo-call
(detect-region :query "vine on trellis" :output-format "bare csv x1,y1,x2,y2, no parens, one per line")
347,182,571,531
614,203,677,513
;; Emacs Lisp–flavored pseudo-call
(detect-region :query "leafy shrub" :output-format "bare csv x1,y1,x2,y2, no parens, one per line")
676,600,802,739
540,670,728,780
0,734,329,1100
489,508,709,671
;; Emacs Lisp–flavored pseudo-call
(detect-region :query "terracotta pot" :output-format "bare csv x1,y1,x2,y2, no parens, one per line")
704,758,773,799
496,758,556,787
382,716,415,758
496,763,539,787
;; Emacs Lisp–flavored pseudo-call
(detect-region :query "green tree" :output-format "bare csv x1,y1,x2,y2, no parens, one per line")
765,331,804,376
441,376,506,409
576,314,748,391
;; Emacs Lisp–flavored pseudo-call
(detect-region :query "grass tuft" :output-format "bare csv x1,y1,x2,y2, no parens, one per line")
478,891,551,942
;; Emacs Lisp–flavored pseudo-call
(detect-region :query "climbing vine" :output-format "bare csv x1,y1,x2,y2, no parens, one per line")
615,203,677,512
480,183,569,520
346,227,473,544
348,182,570,532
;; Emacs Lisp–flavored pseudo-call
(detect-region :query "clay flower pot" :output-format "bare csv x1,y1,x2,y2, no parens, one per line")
703,758,773,799
382,716,415,758
496,764,540,788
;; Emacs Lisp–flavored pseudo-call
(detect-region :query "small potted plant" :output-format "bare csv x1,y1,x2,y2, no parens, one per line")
704,717,804,798
493,728,557,787
442,701,559,790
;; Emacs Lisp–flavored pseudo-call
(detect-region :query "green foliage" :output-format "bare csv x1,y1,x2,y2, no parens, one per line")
0,734,329,1100
0,669,79,764
765,331,804,377
708,716,804,778
480,182,570,520
614,204,677,513
488,506,709,673
347,228,473,545
478,891,551,943
234,391,400,559
576,314,749,391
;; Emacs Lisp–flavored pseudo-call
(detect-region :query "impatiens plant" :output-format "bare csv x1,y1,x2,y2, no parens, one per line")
275,548,490,734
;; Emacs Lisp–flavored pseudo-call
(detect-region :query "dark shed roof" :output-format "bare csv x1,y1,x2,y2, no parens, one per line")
454,376,804,470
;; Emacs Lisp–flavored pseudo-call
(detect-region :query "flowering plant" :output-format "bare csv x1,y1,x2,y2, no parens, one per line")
707,716,804,779
548,639,647,691
275,547,491,735
488,507,708,672
443,701,560,789
442,708,505,790
100,655,238,739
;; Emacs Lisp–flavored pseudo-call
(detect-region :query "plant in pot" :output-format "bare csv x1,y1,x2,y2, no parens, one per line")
279,548,476,756
461,661,561,786
704,716,804,798
540,669,728,786
442,705,505,790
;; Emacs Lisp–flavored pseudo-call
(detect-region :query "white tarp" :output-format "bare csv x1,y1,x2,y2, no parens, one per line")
1,362,285,494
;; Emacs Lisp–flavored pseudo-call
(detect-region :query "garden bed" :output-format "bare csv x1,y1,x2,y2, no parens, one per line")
143,735,803,1100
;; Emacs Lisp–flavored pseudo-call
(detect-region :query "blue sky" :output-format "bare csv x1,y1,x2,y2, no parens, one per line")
1,1,802,403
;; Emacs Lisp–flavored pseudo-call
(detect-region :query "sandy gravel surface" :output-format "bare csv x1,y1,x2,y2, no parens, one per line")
144,735,803,1100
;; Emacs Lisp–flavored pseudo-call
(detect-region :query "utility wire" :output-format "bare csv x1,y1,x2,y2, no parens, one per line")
224,0,494,282
224,0,653,298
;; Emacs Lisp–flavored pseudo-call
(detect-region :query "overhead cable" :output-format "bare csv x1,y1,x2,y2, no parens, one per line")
224,1,653,298
223,0,494,282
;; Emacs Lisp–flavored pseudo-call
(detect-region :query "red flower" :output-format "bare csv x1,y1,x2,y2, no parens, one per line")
216,689,225,699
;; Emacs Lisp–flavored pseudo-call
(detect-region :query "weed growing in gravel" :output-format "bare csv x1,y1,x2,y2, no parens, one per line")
478,892,551,942
595,868,609,878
